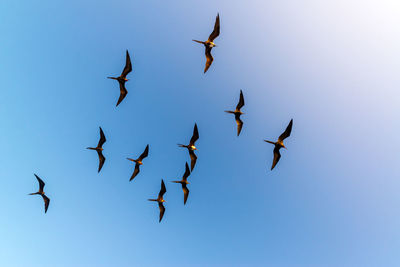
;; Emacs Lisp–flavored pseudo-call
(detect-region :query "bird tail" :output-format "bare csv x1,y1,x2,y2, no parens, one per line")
29,192,39,195
127,158,137,163
264,140,276,145
171,181,181,184
177,144,187,148
86,147,96,150
192,40,205,44
225,110,235,114
148,199,157,202
107,77,117,80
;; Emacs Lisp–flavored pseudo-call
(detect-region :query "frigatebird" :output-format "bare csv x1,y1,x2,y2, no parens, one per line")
107,50,132,106
29,174,50,213
193,13,220,73
127,144,149,181
148,179,167,222
178,123,199,171
87,127,106,172
264,119,293,170
225,90,245,136
171,162,191,205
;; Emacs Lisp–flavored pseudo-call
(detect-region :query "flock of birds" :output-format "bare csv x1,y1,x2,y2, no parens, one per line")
29,14,293,222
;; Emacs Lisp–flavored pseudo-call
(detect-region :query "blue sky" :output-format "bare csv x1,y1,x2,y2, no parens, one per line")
0,0,399,266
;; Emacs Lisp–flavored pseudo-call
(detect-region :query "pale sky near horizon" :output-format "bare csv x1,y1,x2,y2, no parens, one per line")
0,0,399,266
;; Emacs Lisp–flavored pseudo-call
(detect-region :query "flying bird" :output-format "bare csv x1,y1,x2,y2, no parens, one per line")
29,174,50,213
178,123,199,171
171,162,191,205
127,144,149,181
264,119,293,170
107,50,132,106
193,13,220,73
87,127,107,172
148,179,167,222
225,90,245,136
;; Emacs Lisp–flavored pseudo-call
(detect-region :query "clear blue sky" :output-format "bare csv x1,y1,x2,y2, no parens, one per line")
0,0,399,266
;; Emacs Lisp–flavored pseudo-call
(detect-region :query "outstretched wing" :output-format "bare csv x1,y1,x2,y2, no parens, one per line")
271,146,281,170
278,119,293,142
182,184,189,205
235,115,243,136
130,163,140,181
34,174,45,193
97,150,105,173
42,195,50,213
98,127,106,148
208,13,220,42
189,123,199,146
236,90,245,111
116,81,128,107
159,179,167,198
158,202,165,222
189,150,197,171
182,162,191,181
204,46,214,73
138,144,149,161
121,50,132,78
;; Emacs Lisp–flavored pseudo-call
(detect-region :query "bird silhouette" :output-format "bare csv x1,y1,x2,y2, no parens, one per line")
225,90,245,136
148,179,167,222
127,144,149,181
178,123,199,171
107,50,132,106
87,127,107,172
171,162,191,205
193,13,220,73
29,174,50,213
264,119,293,170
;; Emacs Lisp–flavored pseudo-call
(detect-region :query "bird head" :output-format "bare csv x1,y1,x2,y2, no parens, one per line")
161,199,166,203
191,145,197,150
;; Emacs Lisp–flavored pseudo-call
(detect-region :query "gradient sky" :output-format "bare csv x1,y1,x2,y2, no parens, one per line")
0,0,399,266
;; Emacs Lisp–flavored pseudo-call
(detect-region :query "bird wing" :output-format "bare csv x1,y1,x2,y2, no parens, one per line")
138,144,149,161
116,81,128,107
182,184,189,205
34,174,45,193
97,150,105,172
98,127,106,148
182,162,191,181
271,146,281,170
158,202,165,222
130,163,140,181
121,50,132,78
208,13,220,42
235,115,243,136
278,119,293,142
159,179,167,198
236,90,245,111
204,46,214,73
42,195,50,213
189,150,197,171
189,123,199,146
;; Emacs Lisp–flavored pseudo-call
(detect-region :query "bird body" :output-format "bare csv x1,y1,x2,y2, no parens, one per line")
87,127,106,173
127,144,149,181
225,90,245,136
148,179,167,222
193,14,220,73
171,162,191,204
108,50,132,106
264,119,293,170
178,123,199,171
29,174,50,213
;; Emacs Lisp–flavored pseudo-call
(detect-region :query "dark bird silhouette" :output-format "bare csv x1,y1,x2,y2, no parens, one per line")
171,162,191,205
148,179,167,222
193,13,220,73
178,123,199,171
225,90,245,136
107,50,132,106
29,174,50,213
127,144,149,181
87,127,106,172
264,119,293,170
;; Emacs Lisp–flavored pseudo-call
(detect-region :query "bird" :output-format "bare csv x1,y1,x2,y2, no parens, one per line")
171,162,191,205
225,90,245,136
178,123,199,171
87,127,107,173
264,119,293,170
148,179,167,222
127,144,149,181
29,174,50,213
107,50,132,106
193,13,220,73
